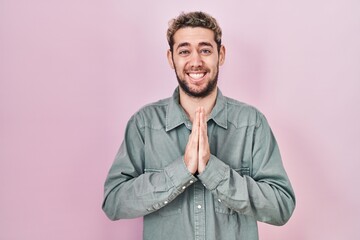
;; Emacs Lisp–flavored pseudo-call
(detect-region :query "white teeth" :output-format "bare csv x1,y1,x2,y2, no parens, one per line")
189,73,205,79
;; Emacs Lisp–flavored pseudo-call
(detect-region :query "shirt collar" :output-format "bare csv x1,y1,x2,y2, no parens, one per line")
166,87,228,132
209,89,228,129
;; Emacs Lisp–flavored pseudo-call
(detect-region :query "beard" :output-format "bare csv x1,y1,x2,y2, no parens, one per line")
174,65,219,98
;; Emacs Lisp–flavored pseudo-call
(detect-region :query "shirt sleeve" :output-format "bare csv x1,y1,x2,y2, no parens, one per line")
102,114,197,220
197,112,296,226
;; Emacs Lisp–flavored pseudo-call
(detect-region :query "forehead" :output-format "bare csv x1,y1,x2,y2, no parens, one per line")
173,27,215,47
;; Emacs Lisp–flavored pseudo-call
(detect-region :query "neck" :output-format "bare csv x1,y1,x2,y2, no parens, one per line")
179,87,218,122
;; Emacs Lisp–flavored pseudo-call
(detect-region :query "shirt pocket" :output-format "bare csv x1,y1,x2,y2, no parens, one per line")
144,168,182,217
143,168,171,192
214,167,250,215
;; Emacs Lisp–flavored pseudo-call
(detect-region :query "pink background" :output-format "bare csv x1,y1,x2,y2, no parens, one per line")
1,1,360,239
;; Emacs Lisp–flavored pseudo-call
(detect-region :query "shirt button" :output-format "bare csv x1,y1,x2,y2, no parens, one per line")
197,205,202,209
182,186,186,190
164,201,168,204
218,199,222,202
190,180,194,184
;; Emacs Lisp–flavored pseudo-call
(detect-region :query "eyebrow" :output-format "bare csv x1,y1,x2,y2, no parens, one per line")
176,42,191,50
198,42,214,48
176,41,214,50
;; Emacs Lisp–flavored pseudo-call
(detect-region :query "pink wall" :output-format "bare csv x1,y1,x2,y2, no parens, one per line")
1,1,360,239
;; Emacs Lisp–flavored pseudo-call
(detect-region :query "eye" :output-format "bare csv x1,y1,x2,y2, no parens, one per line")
178,50,190,56
200,49,212,55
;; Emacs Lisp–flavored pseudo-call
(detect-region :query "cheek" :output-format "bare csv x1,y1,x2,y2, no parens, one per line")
174,61,186,72
207,62,219,73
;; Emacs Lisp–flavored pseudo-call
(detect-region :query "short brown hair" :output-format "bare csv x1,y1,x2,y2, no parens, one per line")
167,11,222,52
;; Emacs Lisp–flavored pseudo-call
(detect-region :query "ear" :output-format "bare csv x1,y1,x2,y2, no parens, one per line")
167,49,175,69
219,45,226,66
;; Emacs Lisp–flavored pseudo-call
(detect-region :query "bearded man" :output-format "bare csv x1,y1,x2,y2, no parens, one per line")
102,11,296,240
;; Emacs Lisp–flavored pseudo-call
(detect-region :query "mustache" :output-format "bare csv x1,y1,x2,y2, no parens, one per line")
185,66,209,72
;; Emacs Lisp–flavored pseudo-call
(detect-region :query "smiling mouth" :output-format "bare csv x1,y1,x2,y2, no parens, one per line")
187,72,207,81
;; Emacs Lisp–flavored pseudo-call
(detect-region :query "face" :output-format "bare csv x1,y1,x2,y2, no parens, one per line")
167,27,225,98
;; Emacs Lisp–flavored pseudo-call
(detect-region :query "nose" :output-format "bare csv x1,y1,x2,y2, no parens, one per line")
189,51,203,68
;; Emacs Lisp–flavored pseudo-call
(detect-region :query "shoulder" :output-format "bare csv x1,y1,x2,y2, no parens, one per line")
224,96,265,128
129,96,172,129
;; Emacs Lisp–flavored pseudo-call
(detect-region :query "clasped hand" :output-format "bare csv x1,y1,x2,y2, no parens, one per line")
184,107,210,174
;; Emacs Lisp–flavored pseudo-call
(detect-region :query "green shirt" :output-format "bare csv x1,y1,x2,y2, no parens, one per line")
103,88,295,240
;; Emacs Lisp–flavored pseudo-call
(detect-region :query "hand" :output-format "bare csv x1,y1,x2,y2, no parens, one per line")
184,107,210,174
184,109,200,174
198,107,210,173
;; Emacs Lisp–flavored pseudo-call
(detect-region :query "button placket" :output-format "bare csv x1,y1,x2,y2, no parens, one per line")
194,182,205,240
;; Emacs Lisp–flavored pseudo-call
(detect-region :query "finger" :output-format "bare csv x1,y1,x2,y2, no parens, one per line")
192,108,200,138
198,108,210,173
193,107,200,129
199,108,207,149
184,109,200,174
199,107,207,137
189,109,200,147
199,108,203,134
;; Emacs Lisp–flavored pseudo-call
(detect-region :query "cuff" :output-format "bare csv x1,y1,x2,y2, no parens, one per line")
197,154,229,190
164,156,198,190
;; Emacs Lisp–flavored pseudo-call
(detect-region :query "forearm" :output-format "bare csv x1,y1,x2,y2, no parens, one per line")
198,155,295,225
102,156,197,220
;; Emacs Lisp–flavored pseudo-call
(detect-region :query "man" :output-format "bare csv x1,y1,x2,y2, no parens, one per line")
102,11,295,240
